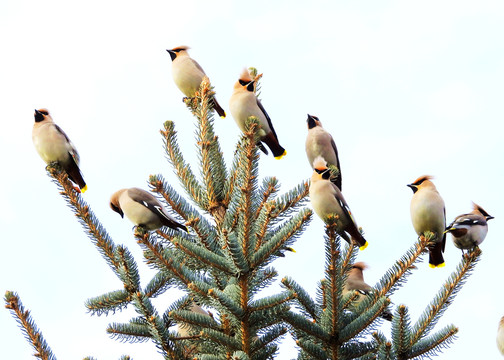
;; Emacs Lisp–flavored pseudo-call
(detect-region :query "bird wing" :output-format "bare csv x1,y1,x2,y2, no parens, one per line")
256,98,279,140
128,188,187,231
128,188,171,221
55,124,80,165
453,214,487,227
330,138,342,189
334,188,356,226
190,58,206,75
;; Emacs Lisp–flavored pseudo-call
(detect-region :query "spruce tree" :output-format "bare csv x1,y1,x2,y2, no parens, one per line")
5,71,481,359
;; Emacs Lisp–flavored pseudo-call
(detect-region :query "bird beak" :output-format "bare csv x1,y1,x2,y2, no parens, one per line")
407,184,418,194
307,114,317,129
34,109,44,122
487,215,495,221
110,203,124,218
166,49,176,61
443,227,454,234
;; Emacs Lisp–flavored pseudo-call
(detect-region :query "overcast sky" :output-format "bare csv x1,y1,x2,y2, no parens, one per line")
1,1,503,359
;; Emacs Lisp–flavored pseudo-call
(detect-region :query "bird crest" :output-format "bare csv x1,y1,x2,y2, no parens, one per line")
312,155,328,171
239,68,253,83
171,45,190,52
352,262,368,271
472,202,494,220
410,175,433,186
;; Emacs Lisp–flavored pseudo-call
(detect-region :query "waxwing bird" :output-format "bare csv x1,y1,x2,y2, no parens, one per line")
497,316,504,355
445,202,494,252
32,108,87,192
309,156,367,250
229,69,287,159
177,303,211,338
110,188,187,231
166,46,226,118
177,303,212,357
343,262,392,321
407,175,446,268
305,114,342,190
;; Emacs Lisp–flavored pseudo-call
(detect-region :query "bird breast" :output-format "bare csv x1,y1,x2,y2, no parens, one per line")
172,57,205,97
306,128,337,166
309,181,347,227
229,91,269,136
452,224,488,249
410,190,445,238
32,123,72,164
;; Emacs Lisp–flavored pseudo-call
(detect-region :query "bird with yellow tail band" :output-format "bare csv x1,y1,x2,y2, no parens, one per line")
229,68,286,159
407,175,446,268
32,108,87,193
343,262,392,321
305,114,342,190
110,187,187,232
166,46,226,118
309,156,367,250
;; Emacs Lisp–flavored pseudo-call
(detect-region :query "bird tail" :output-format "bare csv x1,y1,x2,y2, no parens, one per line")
352,234,368,251
428,241,445,268
342,230,368,250
65,159,87,193
163,218,188,232
262,132,286,159
211,98,226,118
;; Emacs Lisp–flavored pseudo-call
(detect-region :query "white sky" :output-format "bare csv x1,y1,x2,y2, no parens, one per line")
1,1,503,359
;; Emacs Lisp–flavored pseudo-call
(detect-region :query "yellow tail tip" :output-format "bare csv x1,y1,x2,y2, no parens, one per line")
275,150,287,160
81,185,88,193
359,241,369,251
429,262,445,269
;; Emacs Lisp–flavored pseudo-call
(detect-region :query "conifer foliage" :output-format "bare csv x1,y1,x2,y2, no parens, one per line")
6,72,481,359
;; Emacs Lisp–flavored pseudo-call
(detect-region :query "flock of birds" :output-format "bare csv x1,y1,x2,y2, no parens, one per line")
32,45,501,350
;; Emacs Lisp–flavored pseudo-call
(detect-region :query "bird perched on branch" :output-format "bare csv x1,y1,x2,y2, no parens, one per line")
407,175,446,268
343,262,392,321
309,156,367,250
229,68,286,159
32,108,87,193
166,46,226,118
445,202,493,253
110,187,187,231
305,114,342,190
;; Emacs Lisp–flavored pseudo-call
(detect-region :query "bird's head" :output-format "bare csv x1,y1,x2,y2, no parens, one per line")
34,108,50,123
235,68,255,92
407,175,434,194
109,189,126,218
307,114,321,129
472,202,494,221
166,45,190,61
312,156,331,181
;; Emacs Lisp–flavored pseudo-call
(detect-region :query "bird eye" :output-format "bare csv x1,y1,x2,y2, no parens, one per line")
239,79,248,86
